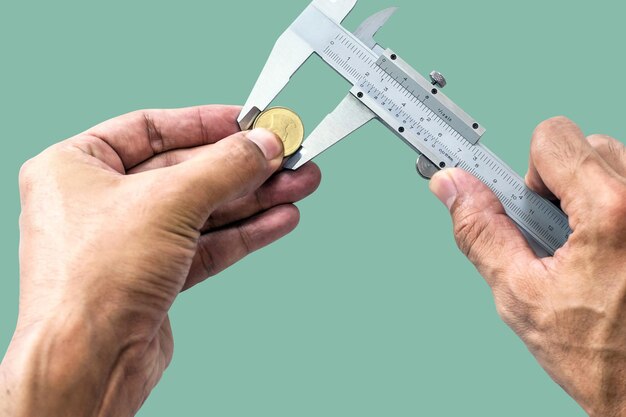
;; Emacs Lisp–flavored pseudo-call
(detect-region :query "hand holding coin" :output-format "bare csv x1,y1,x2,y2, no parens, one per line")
252,107,304,157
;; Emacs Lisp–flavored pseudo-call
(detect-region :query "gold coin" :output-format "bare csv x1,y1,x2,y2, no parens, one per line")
252,107,304,157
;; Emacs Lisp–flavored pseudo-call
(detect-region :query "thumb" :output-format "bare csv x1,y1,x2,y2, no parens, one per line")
164,128,284,226
429,168,538,288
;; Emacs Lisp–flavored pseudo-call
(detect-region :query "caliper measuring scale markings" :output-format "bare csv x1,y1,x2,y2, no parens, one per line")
238,0,571,256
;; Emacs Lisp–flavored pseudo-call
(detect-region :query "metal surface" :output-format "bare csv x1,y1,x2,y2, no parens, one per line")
284,94,375,170
416,155,439,180
238,0,358,130
375,51,483,145
311,0,357,22
237,30,313,130
353,7,398,55
429,71,447,88
238,0,572,255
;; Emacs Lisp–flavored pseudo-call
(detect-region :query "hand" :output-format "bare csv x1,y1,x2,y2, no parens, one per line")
0,105,321,417
429,117,626,417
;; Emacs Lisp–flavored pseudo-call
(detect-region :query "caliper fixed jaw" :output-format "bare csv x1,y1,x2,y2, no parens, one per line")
238,0,360,131
237,29,313,131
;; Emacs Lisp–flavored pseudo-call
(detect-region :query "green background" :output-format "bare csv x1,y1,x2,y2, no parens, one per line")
1,0,623,415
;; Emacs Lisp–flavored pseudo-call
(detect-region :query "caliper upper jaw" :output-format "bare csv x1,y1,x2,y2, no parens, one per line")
353,7,398,55
238,0,359,131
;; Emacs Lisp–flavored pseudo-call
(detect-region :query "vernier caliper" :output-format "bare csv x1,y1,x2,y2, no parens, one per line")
238,0,571,256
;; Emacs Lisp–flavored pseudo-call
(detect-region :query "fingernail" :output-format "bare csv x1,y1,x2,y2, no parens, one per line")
429,170,458,210
246,128,283,160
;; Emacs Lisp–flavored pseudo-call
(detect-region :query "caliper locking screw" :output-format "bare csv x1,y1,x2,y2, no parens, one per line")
429,71,447,88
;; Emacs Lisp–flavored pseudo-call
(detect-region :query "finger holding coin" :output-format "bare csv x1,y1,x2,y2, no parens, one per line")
252,107,304,157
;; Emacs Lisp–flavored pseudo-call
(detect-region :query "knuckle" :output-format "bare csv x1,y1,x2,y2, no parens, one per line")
530,124,552,160
225,137,266,175
492,282,544,337
607,137,626,158
494,297,531,335
142,111,165,154
197,242,217,278
533,116,572,141
18,156,44,196
207,138,267,196
587,133,611,149
540,115,574,130
253,187,270,210
594,181,626,231
453,207,496,265
531,116,579,159
236,224,254,255
18,158,36,184
588,134,626,160
602,180,626,210
230,136,258,158
161,150,179,168
493,294,517,327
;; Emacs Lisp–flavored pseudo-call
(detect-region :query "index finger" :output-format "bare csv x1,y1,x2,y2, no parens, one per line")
526,116,619,224
83,105,242,169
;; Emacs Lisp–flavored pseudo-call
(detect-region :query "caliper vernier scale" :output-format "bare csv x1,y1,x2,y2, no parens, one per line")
238,0,571,256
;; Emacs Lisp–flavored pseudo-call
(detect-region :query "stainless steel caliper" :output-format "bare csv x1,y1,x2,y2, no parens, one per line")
238,0,571,256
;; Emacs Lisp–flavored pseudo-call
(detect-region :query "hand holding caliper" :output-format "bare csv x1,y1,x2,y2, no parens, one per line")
238,3,626,415
431,118,626,417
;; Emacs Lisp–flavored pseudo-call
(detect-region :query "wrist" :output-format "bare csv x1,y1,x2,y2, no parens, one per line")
561,360,626,417
0,305,137,417
586,394,626,417
588,403,626,417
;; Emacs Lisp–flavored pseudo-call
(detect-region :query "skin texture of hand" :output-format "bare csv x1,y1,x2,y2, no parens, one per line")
430,117,626,417
0,105,321,417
